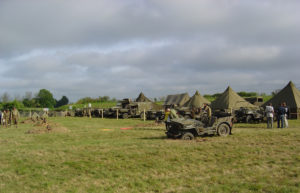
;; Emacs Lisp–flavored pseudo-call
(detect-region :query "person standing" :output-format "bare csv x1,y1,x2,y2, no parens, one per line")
283,102,289,128
3,109,10,127
265,103,274,128
277,103,286,128
11,107,20,128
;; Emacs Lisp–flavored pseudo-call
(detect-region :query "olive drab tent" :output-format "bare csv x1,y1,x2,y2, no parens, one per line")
263,81,300,119
183,91,211,109
164,93,190,107
135,92,152,102
211,86,256,110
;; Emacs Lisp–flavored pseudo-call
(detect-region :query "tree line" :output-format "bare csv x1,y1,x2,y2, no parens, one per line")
0,89,118,110
0,89,69,109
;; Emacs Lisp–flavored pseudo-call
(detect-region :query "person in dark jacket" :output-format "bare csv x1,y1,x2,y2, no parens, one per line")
277,103,286,128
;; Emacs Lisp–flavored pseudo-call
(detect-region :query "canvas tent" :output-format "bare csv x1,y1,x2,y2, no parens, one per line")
263,81,300,119
164,93,190,107
211,86,256,110
135,92,152,102
183,91,210,109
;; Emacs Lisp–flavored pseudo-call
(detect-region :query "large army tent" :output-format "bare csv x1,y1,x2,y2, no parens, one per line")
211,86,256,110
263,81,300,119
183,91,210,109
164,93,190,107
135,92,152,102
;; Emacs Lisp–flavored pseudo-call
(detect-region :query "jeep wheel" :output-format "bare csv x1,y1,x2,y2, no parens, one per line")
122,113,129,119
140,112,146,120
246,115,253,123
181,132,194,140
184,115,191,119
166,132,173,139
217,123,230,137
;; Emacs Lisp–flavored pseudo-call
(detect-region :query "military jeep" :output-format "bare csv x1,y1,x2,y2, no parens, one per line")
234,107,264,123
166,116,233,140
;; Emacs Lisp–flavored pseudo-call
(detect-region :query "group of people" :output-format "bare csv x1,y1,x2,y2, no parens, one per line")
0,107,20,128
265,102,289,128
164,103,212,123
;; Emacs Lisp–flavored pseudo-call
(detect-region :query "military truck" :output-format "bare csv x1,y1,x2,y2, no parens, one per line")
166,115,233,140
104,98,154,119
144,110,165,121
234,107,264,123
245,97,264,106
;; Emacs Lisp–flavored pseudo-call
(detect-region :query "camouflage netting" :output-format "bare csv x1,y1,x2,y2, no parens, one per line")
183,91,210,109
135,92,152,102
263,81,300,119
211,86,256,110
164,93,190,107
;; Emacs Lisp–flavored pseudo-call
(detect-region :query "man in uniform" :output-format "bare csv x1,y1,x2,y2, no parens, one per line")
202,103,212,125
11,107,20,128
31,112,40,122
41,110,48,124
3,109,10,127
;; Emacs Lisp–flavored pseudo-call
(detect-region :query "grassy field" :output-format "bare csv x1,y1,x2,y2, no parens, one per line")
0,118,300,193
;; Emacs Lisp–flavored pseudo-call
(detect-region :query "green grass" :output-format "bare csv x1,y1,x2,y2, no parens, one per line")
0,118,300,192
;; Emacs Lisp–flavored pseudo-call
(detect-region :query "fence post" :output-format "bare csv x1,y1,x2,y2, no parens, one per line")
101,109,104,119
117,109,119,120
143,109,146,122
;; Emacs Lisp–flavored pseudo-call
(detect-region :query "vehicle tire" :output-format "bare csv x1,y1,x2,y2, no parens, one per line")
217,123,230,137
181,132,194,140
166,132,173,139
122,113,129,119
245,115,252,123
184,115,191,119
140,112,146,120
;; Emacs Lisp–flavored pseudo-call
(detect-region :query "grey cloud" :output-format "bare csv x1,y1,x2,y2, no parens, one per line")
0,0,300,101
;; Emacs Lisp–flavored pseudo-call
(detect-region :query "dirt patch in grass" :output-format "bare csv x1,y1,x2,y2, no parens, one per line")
26,122,69,134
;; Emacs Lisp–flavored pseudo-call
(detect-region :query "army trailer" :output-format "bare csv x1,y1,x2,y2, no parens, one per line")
166,116,233,140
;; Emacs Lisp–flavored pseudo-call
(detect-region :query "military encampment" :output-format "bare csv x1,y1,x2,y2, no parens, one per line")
1,0,300,192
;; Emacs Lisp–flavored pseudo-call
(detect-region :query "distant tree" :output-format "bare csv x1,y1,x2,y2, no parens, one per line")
99,96,110,102
237,91,257,97
55,96,69,108
24,91,33,100
2,100,24,110
1,92,11,103
36,89,56,108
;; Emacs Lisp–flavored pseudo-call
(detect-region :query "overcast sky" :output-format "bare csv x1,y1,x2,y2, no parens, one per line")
0,0,299,102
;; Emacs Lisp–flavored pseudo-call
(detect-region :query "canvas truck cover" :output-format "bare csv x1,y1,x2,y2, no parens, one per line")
164,93,190,107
